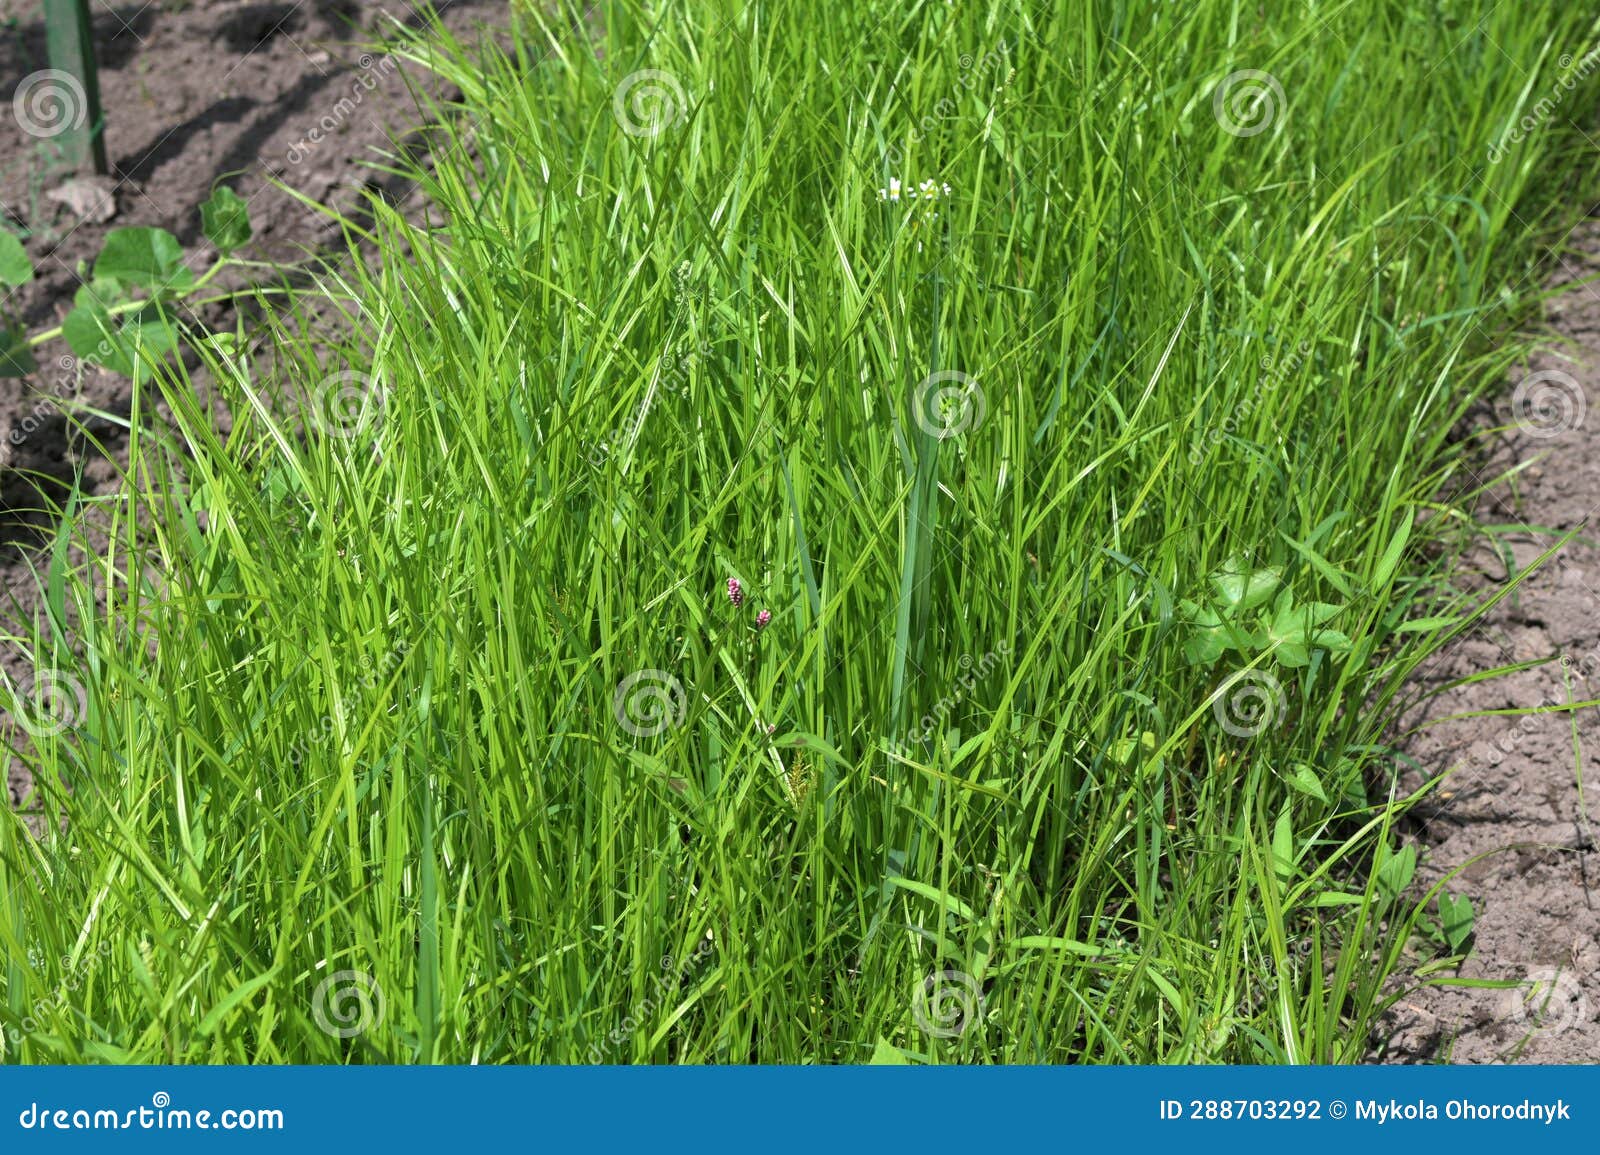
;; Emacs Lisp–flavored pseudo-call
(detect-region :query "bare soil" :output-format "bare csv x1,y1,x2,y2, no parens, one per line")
1383,227,1600,1063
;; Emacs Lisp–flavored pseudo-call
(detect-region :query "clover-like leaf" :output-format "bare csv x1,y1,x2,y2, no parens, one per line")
1310,628,1352,654
1183,629,1230,666
1210,557,1281,612
200,186,252,255
1268,589,1349,666
1181,598,1265,665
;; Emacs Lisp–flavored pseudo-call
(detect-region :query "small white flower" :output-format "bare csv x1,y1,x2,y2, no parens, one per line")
878,176,951,204
878,176,953,252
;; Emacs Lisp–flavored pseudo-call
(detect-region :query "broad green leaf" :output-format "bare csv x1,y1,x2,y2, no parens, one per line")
1310,629,1352,653
1109,730,1159,769
1438,892,1474,952
1271,809,1296,883
0,322,36,377
1211,560,1280,611
75,277,128,311
1375,843,1416,901
201,186,253,254
1277,641,1309,668
62,300,118,365
1183,626,1231,665
0,229,32,287
63,300,177,377
869,1037,911,1064
93,227,195,293
1286,763,1328,802
121,307,179,359
1303,602,1345,627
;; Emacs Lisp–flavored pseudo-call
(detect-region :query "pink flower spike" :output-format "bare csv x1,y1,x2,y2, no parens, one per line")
755,609,772,630
727,577,744,608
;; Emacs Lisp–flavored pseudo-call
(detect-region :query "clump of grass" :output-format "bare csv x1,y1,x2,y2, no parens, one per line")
4,0,1600,1063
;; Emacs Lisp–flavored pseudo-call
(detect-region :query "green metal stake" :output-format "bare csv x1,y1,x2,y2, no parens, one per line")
41,0,107,174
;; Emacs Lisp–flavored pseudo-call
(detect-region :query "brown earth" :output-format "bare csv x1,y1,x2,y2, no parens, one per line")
1382,226,1600,1063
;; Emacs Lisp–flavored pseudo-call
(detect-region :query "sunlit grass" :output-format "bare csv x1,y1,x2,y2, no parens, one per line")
4,0,1600,1063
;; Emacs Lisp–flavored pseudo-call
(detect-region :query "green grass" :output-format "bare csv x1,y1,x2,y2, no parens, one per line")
4,0,1600,1063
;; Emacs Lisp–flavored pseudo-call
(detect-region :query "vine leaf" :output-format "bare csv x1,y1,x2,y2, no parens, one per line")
201,187,252,255
0,322,36,377
93,227,195,294
0,229,33,288
63,299,177,377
